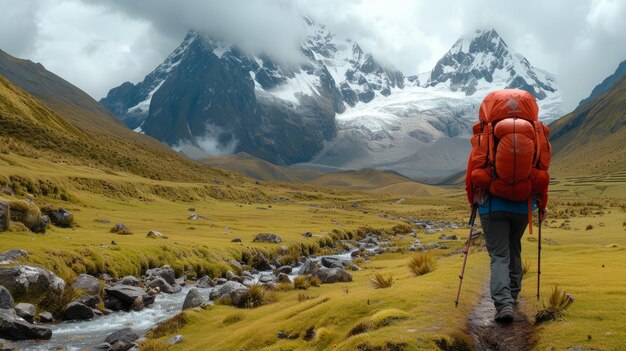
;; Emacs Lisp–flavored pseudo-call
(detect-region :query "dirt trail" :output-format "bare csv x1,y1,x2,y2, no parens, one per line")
467,287,536,351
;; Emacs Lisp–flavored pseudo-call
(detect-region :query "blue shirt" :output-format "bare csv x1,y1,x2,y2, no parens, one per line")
478,196,537,215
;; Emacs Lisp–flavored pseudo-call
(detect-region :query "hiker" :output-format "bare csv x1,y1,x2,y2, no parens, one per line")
465,89,551,323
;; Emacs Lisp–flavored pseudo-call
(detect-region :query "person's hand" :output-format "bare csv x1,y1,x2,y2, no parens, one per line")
539,208,548,222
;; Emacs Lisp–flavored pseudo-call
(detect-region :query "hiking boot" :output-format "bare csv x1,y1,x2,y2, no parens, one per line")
495,305,514,323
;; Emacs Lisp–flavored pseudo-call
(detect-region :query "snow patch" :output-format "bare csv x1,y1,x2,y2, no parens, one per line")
267,70,320,103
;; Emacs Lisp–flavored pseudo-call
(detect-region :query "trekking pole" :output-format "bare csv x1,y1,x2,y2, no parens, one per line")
455,204,478,307
537,210,543,301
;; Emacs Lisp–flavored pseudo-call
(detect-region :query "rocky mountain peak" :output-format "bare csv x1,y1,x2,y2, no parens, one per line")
426,28,558,106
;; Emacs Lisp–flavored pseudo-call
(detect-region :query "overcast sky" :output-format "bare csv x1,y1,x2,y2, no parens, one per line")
0,0,624,112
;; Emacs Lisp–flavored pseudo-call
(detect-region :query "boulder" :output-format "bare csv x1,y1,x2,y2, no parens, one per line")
229,288,250,307
314,267,352,284
7,201,46,233
229,260,242,270
74,294,101,309
104,285,150,306
117,276,141,286
321,257,347,269
252,253,273,271
104,328,139,351
166,334,184,345
196,276,214,288
211,281,246,300
43,208,74,228
275,265,292,275
104,297,124,311
148,278,181,294
215,278,227,285
72,274,100,295
146,230,167,239
29,215,50,234
0,249,28,265
298,259,318,275
110,224,132,235
258,275,275,284
37,311,53,323
145,266,176,285
252,233,282,243
175,276,186,287
0,286,13,309
131,297,144,312
14,303,35,323
182,288,205,310
224,271,237,280
0,201,8,232
0,265,65,298
63,301,95,320
0,309,52,340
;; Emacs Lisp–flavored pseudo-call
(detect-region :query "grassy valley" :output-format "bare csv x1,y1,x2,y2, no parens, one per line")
1,46,626,351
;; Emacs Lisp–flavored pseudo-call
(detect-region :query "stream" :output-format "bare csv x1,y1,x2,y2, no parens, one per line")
14,246,377,350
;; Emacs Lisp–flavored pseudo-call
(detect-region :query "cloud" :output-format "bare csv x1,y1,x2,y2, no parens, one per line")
0,0,624,113
172,123,239,159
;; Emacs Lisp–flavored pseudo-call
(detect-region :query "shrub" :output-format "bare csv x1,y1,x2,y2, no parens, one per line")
370,273,393,289
307,275,321,287
294,275,310,290
536,286,575,323
297,292,314,302
148,312,188,338
408,253,435,276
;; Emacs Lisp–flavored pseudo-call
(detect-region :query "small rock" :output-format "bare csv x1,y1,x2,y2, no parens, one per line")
146,230,167,239
314,267,352,284
0,249,28,265
117,276,141,286
196,276,215,288
215,278,227,285
182,288,205,310
147,278,181,294
187,214,208,220
252,233,282,243
275,265,292,275
231,238,242,243
64,301,95,320
187,207,195,212
95,342,112,350
73,294,101,309
145,266,176,286
0,286,14,309
110,224,132,235
95,218,111,224
104,327,139,347
166,334,184,345
298,259,318,275
104,285,150,307
258,275,275,284
321,257,347,269
302,232,313,238
131,297,144,312
14,303,36,323
230,288,250,306
212,281,246,300
72,274,100,295
351,202,359,208
37,311,53,323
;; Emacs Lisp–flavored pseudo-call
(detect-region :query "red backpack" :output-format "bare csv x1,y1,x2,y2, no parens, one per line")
465,89,551,223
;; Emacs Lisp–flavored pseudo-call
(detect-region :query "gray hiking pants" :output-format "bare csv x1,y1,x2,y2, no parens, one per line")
480,212,528,311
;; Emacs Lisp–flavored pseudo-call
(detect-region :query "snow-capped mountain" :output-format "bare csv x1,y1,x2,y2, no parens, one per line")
306,28,563,181
101,21,563,181
101,18,403,165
